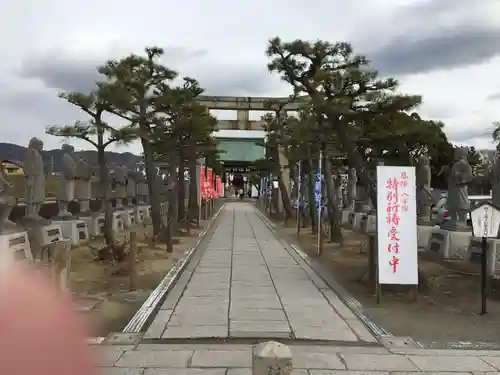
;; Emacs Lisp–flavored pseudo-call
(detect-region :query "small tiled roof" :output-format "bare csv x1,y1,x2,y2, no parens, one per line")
1,159,23,167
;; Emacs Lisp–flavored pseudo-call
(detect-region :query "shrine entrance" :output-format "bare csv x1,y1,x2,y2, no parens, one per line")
214,131,266,197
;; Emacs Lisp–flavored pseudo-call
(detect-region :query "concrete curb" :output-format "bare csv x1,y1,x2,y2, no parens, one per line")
121,203,225,333
252,205,391,341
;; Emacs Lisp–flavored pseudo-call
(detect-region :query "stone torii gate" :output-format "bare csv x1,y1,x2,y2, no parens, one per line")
196,95,303,211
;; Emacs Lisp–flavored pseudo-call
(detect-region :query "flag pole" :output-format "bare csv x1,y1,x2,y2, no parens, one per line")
296,161,301,239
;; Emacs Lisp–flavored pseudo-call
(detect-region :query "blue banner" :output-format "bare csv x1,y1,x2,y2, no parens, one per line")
260,177,267,198
315,163,322,212
294,161,301,209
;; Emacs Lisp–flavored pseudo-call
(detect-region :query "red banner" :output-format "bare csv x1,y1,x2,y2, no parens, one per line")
207,168,214,199
200,168,222,200
200,168,206,201
214,176,220,198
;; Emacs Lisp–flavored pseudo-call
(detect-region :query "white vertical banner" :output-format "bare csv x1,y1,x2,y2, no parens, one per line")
316,150,323,255
376,166,418,285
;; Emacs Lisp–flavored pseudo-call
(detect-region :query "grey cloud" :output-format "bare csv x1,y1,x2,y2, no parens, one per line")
486,92,500,101
371,28,500,76
367,0,500,75
19,46,208,93
447,127,493,144
18,46,280,96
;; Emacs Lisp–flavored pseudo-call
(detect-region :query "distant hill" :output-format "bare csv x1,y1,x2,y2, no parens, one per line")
0,143,141,173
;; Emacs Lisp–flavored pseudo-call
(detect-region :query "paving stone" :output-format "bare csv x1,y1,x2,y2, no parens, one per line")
101,368,145,375
143,309,172,339
175,303,229,313
290,346,390,355
321,290,358,320
309,371,389,375
168,312,229,326
230,308,287,321
340,354,420,371
292,352,346,370
160,280,188,310
482,357,500,370
115,350,193,368
230,320,291,338
292,325,358,341
231,300,283,310
191,349,252,367
96,348,126,366
137,344,252,351
408,355,497,372
344,319,377,342
162,325,228,339
226,369,252,375
144,369,226,375
184,289,229,297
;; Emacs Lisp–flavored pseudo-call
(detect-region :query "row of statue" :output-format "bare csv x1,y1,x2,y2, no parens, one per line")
0,137,150,233
343,147,478,230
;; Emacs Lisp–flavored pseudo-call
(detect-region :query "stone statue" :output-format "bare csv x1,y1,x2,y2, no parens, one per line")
126,168,138,206
444,147,473,230
56,144,76,219
113,165,127,209
75,157,93,215
491,152,500,208
136,168,148,204
0,164,18,232
93,164,111,211
23,137,47,222
416,155,433,224
346,167,357,210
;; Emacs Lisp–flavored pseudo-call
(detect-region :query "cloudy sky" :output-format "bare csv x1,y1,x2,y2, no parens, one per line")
2,0,500,154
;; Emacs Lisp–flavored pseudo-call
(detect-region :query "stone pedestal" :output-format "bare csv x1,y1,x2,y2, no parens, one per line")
347,211,356,229
340,210,351,226
112,212,125,232
29,224,63,246
160,202,168,218
76,179,92,214
52,220,89,246
440,218,469,232
138,205,150,221
0,231,32,263
417,225,435,250
135,207,144,223
119,209,136,228
425,228,472,260
252,341,292,375
352,212,367,232
361,214,377,234
80,214,104,237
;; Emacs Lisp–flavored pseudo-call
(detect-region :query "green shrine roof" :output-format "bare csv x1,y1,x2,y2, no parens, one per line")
217,138,265,162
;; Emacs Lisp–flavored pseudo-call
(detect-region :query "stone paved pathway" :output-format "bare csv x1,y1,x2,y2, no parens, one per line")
144,202,376,343
97,343,500,374
97,202,500,374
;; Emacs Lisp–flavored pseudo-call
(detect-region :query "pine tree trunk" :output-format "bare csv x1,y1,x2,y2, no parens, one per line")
299,160,309,228
187,150,198,224
168,158,178,232
177,150,186,223
141,137,162,236
97,145,113,246
270,145,293,218
322,147,343,243
305,150,317,231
